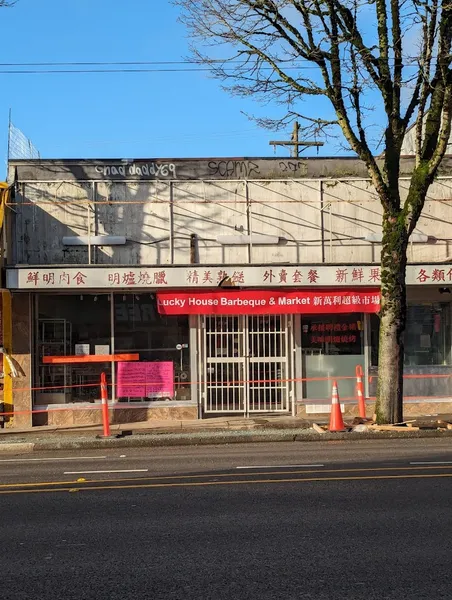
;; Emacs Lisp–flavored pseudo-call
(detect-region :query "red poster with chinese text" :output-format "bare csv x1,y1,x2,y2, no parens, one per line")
157,289,380,315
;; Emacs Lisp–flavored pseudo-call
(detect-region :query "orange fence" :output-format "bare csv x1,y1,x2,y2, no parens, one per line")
1,370,452,420
5,371,452,395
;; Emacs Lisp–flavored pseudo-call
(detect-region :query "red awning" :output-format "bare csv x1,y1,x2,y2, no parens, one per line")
157,288,380,315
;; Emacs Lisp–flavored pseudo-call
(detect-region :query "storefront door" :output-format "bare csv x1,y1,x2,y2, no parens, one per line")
200,314,293,415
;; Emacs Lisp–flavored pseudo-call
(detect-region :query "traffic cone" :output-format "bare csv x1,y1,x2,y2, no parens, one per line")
329,380,346,432
355,365,366,419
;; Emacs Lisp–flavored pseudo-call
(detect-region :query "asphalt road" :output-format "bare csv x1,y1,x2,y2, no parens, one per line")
1,437,452,483
1,439,452,599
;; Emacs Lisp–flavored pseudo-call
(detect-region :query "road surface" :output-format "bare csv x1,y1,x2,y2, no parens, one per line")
1,439,451,599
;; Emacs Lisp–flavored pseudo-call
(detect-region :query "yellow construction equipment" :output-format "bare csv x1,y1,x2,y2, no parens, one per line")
0,182,10,233
0,182,12,425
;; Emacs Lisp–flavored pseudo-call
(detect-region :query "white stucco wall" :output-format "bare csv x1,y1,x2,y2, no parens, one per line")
10,174,452,266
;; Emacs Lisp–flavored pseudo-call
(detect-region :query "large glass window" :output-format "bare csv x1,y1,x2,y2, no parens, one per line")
301,314,365,400
35,293,191,405
370,303,452,366
113,294,191,402
36,295,111,404
302,314,364,355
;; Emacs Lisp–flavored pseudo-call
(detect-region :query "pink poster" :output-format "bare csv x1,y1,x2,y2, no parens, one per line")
146,362,174,398
116,362,146,398
117,361,174,399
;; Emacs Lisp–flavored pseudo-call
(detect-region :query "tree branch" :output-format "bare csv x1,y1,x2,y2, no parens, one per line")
322,0,393,209
420,0,452,163
413,0,439,164
391,0,403,120
331,1,382,88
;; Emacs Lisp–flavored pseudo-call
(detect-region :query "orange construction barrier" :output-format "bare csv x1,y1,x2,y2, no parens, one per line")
355,365,366,419
43,353,139,365
100,372,111,438
329,380,346,432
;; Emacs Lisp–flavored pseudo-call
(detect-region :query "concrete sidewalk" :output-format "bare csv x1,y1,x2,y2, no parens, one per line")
2,414,452,453
0,415,313,437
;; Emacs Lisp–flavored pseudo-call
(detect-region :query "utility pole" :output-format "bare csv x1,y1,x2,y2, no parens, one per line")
269,121,324,156
291,121,299,158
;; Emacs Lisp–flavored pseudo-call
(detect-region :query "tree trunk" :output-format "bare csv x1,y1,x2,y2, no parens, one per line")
375,213,409,424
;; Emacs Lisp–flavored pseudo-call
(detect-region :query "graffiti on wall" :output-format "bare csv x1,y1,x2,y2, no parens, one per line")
278,161,304,173
207,159,306,178
208,160,261,178
95,162,177,178
82,159,307,180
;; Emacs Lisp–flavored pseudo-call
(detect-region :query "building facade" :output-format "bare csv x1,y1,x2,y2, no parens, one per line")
4,156,452,427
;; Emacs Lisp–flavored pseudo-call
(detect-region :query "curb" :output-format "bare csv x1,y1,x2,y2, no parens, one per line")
34,431,298,451
2,427,452,453
295,429,452,442
0,442,35,453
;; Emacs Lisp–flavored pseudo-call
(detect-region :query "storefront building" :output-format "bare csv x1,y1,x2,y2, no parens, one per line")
4,157,452,427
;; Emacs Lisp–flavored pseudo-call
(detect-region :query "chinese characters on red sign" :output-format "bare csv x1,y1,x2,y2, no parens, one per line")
157,289,380,315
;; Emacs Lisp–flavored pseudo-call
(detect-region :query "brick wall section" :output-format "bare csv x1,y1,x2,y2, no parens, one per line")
11,293,32,428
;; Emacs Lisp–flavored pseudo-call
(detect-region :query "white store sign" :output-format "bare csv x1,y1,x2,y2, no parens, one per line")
6,265,451,290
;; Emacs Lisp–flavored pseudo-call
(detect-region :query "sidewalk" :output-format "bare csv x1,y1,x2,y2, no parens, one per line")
2,414,452,452
0,415,312,436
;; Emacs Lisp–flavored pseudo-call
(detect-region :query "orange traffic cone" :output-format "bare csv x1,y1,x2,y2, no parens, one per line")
329,380,346,432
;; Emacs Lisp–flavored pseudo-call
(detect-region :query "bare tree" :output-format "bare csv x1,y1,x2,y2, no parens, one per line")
174,0,452,424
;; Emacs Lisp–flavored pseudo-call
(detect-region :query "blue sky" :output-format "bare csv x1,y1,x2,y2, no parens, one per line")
0,0,303,164
0,0,368,167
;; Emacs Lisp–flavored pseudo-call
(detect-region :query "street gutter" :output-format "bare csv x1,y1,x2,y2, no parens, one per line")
2,427,452,452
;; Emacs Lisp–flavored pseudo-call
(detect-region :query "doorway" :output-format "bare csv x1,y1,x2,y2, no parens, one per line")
199,314,294,415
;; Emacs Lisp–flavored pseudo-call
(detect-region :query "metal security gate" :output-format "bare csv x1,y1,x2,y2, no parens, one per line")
199,314,293,416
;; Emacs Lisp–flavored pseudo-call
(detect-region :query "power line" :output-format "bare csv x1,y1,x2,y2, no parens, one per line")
0,65,422,75
0,68,219,74
0,56,427,75
0,61,206,66
0,57,428,67
0,60,236,66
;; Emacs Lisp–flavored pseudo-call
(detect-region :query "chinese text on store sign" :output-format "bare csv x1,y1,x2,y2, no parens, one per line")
309,322,359,344
23,267,383,287
12,265,448,289
157,290,380,315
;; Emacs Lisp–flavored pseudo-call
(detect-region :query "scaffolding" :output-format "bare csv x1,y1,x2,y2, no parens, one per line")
7,117,40,161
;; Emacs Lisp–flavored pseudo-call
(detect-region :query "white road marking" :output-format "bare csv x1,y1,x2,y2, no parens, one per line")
410,461,452,465
236,464,325,469
63,469,149,475
0,456,107,463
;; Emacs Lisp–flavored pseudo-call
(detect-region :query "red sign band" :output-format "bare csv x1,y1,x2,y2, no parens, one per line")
157,289,380,315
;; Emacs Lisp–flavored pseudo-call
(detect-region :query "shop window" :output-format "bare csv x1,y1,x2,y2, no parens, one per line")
36,295,112,404
301,314,364,400
370,303,452,366
113,295,191,402
302,315,364,355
